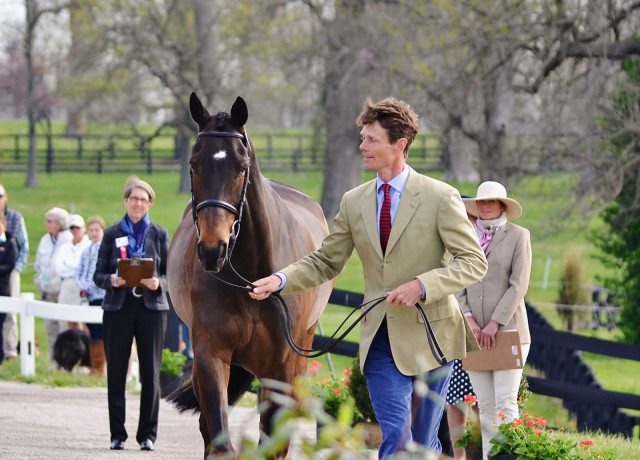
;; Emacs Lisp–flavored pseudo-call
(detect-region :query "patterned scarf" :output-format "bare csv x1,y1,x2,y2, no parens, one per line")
120,213,150,257
475,213,508,252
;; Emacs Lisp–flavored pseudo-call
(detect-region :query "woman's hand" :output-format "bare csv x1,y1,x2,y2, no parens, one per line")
480,320,500,349
110,273,126,288
465,315,482,341
139,277,160,291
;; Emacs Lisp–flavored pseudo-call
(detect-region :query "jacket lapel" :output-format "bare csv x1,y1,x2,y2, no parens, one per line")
361,182,382,258
485,222,508,256
385,168,420,255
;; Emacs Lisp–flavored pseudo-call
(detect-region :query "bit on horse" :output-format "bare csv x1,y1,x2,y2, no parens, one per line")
167,93,333,457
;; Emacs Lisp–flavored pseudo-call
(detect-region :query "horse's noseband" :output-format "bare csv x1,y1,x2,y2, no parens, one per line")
190,130,250,255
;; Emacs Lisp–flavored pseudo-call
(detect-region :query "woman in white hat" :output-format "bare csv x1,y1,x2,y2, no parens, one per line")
458,181,532,459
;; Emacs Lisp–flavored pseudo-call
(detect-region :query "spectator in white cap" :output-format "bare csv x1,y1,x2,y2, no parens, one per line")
55,214,91,330
457,181,532,460
34,207,73,367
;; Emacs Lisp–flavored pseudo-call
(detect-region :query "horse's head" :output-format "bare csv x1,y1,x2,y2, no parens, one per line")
189,92,251,273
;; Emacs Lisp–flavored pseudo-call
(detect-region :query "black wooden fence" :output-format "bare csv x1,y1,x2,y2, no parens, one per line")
316,288,640,439
0,131,442,173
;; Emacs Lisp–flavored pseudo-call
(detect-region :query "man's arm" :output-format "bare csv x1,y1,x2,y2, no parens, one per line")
415,189,487,301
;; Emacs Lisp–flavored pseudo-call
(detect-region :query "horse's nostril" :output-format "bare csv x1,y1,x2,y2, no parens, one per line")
197,241,228,273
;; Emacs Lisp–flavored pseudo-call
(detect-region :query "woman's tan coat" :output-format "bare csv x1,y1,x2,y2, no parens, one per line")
457,221,532,344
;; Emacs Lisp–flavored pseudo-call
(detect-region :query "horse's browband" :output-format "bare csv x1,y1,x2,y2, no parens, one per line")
197,131,245,140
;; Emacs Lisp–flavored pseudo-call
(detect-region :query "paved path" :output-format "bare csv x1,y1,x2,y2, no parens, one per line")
0,380,321,459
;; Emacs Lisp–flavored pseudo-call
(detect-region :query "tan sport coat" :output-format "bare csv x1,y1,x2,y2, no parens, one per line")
457,221,532,344
282,167,487,375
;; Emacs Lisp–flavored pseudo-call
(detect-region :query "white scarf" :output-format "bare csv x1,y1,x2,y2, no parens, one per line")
476,212,508,252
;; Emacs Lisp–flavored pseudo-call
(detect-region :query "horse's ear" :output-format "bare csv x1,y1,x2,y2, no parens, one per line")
190,92,210,127
230,96,248,129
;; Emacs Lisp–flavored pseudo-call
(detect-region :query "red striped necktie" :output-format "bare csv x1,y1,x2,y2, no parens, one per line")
380,184,392,254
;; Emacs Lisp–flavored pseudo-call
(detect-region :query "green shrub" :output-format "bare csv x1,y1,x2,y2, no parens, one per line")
349,356,376,423
557,252,592,330
160,348,187,376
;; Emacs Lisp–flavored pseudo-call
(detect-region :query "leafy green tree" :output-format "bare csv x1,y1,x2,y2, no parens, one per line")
592,58,640,344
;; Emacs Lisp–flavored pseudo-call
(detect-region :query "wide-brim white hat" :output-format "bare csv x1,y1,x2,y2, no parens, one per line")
463,181,522,220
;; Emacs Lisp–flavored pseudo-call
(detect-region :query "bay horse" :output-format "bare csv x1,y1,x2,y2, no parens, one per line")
167,93,333,457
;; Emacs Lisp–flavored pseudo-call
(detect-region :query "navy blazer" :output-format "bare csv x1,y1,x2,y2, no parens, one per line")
94,221,170,312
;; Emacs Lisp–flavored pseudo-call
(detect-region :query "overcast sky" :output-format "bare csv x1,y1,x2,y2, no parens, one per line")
0,0,23,22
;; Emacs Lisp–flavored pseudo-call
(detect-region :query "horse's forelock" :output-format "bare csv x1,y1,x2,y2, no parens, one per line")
215,112,229,130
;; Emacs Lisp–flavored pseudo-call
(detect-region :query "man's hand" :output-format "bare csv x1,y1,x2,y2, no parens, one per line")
249,275,282,300
385,279,423,307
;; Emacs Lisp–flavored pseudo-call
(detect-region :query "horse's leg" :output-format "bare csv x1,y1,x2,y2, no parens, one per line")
192,347,233,457
258,351,311,459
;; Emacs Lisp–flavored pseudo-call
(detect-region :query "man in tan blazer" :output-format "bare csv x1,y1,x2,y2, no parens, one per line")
251,97,487,457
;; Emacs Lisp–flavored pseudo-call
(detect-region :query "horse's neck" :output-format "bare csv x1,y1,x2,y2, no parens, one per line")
232,170,277,274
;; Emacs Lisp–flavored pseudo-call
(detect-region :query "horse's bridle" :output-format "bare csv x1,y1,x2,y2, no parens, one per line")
190,130,250,257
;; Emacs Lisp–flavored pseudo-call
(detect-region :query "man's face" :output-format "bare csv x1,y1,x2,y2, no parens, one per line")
0,186,7,212
359,121,405,174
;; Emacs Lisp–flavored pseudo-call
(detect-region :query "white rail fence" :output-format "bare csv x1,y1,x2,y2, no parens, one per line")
0,293,103,376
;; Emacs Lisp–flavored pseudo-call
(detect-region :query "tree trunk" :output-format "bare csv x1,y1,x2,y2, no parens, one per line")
319,61,367,224
478,64,513,186
24,0,39,187
191,0,221,108
442,126,479,183
176,123,192,194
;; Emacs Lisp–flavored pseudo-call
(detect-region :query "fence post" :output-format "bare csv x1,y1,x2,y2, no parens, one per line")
147,148,153,174
19,292,36,377
14,134,20,160
97,150,103,174
46,133,54,174
76,135,84,160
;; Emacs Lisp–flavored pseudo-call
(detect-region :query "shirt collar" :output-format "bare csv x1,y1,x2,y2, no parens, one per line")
377,166,410,193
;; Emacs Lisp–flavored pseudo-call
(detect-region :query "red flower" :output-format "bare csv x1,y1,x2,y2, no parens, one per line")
333,388,342,396
464,394,478,406
579,440,595,446
534,431,543,436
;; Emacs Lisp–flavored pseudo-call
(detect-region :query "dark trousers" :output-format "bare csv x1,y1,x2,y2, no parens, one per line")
86,299,104,340
0,311,5,363
103,293,167,443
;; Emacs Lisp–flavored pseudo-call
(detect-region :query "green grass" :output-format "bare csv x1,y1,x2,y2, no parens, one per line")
0,167,637,452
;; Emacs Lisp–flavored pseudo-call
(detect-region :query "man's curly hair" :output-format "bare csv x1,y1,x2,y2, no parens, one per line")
356,97,419,158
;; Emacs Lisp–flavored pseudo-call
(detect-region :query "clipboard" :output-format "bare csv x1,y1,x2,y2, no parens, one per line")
117,258,154,288
462,330,523,371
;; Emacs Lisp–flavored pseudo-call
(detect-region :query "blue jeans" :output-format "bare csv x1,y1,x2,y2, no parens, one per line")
364,319,453,459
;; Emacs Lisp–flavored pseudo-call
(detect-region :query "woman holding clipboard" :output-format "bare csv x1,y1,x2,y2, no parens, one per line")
457,182,532,460
94,176,170,452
